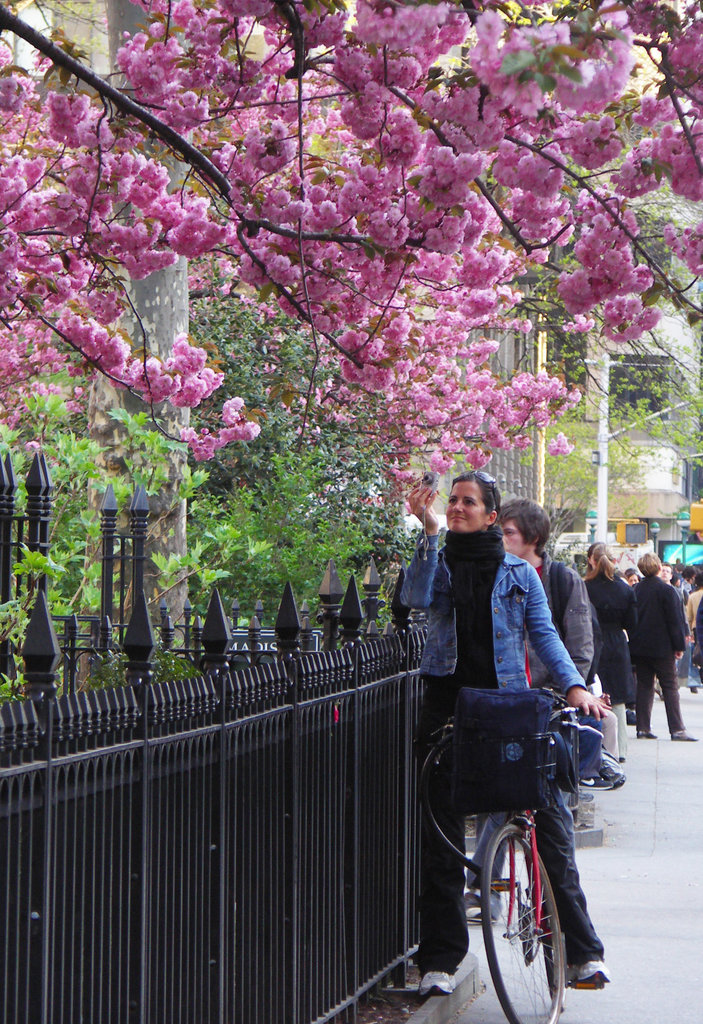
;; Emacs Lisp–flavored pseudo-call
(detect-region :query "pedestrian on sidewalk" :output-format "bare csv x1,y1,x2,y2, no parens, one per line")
685,569,703,693
585,543,638,760
629,552,698,742
498,500,621,776
402,472,610,1000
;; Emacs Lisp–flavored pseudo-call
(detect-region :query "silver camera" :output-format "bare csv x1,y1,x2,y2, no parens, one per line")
421,471,439,492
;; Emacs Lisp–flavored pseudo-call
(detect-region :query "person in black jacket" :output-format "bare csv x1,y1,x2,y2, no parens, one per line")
585,544,638,759
628,552,697,741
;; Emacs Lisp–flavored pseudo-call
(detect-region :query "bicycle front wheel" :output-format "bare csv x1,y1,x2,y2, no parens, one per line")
481,823,565,1024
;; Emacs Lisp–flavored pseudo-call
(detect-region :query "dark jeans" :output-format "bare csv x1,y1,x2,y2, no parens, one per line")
534,800,604,965
416,699,469,974
633,655,686,735
415,695,604,973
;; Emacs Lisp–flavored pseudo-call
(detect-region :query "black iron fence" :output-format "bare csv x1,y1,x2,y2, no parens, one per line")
0,452,346,687
0,451,427,1024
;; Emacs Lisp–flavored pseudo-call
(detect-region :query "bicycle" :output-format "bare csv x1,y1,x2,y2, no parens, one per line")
420,721,567,1024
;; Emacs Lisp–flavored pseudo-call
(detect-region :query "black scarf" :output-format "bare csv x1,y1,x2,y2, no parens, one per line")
442,525,505,691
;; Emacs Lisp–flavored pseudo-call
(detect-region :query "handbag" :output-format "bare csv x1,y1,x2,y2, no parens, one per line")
451,687,558,814
692,642,703,669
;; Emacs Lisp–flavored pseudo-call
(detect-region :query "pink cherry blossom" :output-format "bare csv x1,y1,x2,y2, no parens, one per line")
547,433,575,456
0,0,701,469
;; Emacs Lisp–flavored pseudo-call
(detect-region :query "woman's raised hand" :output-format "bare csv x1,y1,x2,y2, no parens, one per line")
408,482,440,536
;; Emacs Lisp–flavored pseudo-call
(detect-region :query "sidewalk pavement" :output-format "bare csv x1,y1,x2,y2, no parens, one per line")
408,687,703,1024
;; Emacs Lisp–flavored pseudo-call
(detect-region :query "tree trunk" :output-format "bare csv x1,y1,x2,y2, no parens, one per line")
87,0,190,623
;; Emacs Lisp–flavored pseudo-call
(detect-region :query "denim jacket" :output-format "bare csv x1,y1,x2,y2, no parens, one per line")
400,534,585,694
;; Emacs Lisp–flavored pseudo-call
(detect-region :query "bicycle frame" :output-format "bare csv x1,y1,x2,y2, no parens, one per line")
419,725,566,1024
506,814,542,933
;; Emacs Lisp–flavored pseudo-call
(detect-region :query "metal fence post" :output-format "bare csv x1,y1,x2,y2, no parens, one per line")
390,567,415,984
318,560,343,652
362,557,385,629
123,591,155,1024
390,566,411,636
247,614,262,666
129,486,149,603
160,614,175,650
99,485,118,651
62,613,79,696
0,454,17,676
25,453,53,596
201,589,233,1024
340,576,363,647
339,576,363,1000
21,591,61,1024
275,583,301,1024
299,601,315,652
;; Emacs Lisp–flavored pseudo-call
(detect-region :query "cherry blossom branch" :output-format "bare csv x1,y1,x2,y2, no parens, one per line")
0,4,232,202
381,81,558,254
652,44,703,180
23,303,184,443
502,133,702,313
234,224,364,367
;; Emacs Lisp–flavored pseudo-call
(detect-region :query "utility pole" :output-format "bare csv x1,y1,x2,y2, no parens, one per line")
596,354,610,543
589,348,689,545
535,323,548,506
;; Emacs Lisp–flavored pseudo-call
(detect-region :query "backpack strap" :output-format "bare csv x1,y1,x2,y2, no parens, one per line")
548,559,571,638
550,560,602,684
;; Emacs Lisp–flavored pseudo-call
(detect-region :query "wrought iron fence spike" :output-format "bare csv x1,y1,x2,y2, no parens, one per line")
202,589,232,656
319,559,344,603
123,590,155,665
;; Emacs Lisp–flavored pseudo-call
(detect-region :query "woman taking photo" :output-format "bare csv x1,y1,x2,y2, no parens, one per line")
584,543,638,761
402,471,608,999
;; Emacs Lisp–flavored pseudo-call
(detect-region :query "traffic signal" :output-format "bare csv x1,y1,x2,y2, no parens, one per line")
690,503,703,533
616,521,648,544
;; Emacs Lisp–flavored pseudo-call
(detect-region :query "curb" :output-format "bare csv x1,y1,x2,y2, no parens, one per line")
574,822,605,848
401,954,481,1024
574,791,606,848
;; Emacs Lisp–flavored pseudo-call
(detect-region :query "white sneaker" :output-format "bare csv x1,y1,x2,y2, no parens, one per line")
567,960,611,988
418,971,456,997
464,889,482,920
464,888,500,922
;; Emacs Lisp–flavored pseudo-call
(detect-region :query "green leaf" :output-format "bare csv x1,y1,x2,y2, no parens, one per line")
558,64,583,84
500,50,536,76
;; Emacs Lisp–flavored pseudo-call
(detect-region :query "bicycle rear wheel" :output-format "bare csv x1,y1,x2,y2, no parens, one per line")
419,733,476,869
481,823,565,1024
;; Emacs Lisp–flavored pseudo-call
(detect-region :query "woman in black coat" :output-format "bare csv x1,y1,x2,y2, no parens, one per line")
585,544,638,759
628,552,697,741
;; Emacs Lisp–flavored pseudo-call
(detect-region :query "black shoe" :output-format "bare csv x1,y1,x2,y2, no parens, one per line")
671,731,699,742
601,769,626,789
637,731,657,739
599,751,626,788
580,776,613,790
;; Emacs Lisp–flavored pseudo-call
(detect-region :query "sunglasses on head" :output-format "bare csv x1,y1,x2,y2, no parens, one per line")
469,470,496,492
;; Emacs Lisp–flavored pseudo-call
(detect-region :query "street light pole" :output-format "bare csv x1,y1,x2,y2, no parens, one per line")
650,521,660,558
596,354,610,542
587,354,691,549
678,511,691,565
586,509,598,545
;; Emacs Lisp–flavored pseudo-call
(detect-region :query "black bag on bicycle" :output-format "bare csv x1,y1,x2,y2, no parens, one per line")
451,687,557,814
